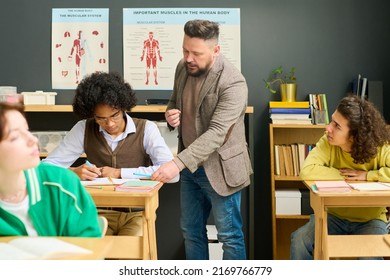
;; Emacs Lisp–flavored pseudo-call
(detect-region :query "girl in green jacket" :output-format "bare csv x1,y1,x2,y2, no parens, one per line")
0,102,101,237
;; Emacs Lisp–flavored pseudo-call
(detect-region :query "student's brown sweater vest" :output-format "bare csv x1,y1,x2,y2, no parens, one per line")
84,118,151,168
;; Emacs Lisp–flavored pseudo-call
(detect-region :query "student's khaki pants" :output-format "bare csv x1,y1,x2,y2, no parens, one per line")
98,209,143,236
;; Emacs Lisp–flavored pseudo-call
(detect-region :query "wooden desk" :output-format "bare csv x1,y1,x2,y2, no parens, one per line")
0,236,113,260
86,183,163,260
304,180,390,259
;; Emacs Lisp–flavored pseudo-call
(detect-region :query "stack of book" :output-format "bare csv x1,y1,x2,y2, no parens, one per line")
269,101,312,124
274,143,315,176
314,181,351,193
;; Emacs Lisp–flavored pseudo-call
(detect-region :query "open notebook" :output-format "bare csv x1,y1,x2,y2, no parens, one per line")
0,237,91,260
348,182,390,191
314,181,390,192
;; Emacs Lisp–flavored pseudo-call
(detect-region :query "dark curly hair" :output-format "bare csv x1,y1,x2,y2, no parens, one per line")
72,72,137,119
337,95,390,164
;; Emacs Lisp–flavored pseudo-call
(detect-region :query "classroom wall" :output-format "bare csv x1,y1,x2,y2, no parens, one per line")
1,0,389,259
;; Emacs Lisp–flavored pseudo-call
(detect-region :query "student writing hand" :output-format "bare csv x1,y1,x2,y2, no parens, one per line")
339,168,367,181
165,109,181,128
71,164,102,180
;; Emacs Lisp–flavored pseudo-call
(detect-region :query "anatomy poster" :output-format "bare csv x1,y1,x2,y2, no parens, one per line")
123,8,241,90
52,8,109,89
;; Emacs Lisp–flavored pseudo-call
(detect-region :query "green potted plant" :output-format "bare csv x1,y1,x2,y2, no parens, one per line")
264,66,297,102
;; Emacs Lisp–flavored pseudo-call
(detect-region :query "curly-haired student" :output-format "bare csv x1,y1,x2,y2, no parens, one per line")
291,95,390,260
44,71,177,236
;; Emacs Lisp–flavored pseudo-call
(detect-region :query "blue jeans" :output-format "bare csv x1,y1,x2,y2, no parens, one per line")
290,213,388,260
180,167,246,260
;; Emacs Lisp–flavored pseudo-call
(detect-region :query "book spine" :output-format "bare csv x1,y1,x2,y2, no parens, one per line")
361,78,367,100
317,95,323,111
269,108,311,114
321,94,329,124
351,78,358,94
356,74,362,96
278,145,286,176
274,144,280,176
270,114,310,120
269,101,310,108
271,119,313,124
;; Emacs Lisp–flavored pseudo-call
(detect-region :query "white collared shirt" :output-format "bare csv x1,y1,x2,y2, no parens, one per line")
43,113,178,181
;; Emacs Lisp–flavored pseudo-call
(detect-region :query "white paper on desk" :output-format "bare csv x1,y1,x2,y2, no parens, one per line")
81,178,138,186
0,237,91,260
348,182,390,191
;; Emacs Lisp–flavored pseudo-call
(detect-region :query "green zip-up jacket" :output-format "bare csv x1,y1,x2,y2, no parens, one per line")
0,162,101,237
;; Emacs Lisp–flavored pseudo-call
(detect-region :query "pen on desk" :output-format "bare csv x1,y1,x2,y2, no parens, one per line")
108,177,114,184
133,172,152,178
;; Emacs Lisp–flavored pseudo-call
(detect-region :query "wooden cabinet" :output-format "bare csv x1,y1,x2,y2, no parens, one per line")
269,124,326,259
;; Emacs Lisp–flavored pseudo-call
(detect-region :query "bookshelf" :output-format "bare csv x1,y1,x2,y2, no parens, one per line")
269,124,326,259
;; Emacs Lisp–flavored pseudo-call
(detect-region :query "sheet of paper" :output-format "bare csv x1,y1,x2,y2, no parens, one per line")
0,237,92,260
0,243,37,260
348,182,390,191
81,178,138,186
12,237,92,259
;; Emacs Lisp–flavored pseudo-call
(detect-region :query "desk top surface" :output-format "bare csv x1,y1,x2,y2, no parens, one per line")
304,180,390,197
86,182,163,198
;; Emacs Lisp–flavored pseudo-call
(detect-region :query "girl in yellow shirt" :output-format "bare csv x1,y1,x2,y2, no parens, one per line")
291,95,390,260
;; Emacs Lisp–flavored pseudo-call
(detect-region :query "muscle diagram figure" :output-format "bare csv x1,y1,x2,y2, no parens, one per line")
69,30,89,84
140,32,162,85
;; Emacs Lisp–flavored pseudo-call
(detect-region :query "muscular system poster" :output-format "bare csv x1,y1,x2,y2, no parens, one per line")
52,9,109,89
123,8,241,90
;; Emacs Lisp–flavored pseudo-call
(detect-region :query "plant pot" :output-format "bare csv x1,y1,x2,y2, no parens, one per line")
280,84,297,102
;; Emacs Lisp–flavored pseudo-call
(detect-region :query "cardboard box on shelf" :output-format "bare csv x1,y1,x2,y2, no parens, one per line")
21,91,57,105
275,189,301,215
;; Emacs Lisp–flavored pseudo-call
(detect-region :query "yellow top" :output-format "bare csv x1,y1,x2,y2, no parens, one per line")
300,135,390,222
